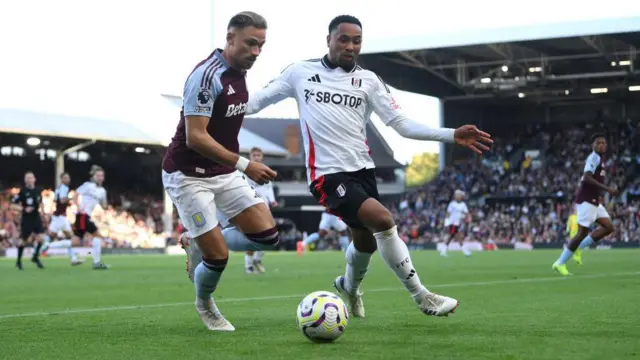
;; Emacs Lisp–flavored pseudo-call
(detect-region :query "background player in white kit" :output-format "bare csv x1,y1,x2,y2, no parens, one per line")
246,15,492,318
301,212,350,251
42,172,83,265
244,147,277,274
74,165,109,270
441,190,471,257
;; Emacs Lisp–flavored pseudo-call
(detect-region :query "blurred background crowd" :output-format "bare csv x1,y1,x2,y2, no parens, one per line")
1,120,639,251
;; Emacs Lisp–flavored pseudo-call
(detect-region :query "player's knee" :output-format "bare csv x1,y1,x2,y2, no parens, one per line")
246,226,279,250
319,230,329,238
364,210,395,232
605,225,614,235
358,199,395,232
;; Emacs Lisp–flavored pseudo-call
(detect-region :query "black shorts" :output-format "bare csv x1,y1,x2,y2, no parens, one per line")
73,213,98,238
20,217,44,240
310,168,380,230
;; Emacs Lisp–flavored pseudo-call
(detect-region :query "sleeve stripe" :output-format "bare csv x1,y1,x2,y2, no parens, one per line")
201,59,221,89
280,63,294,74
375,74,391,93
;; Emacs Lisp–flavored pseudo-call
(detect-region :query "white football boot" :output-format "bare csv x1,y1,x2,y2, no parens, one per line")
195,297,235,331
179,232,202,283
333,276,365,318
414,289,459,316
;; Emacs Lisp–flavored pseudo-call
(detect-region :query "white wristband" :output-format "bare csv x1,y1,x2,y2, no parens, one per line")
235,156,250,172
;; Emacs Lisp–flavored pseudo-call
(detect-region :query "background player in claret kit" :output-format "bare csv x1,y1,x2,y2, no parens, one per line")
300,211,351,252
41,172,84,266
440,190,471,257
243,147,277,274
552,134,618,276
246,15,493,318
162,12,284,332
11,171,45,270
74,165,110,270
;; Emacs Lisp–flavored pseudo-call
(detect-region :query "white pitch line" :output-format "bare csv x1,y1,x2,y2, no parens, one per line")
1,271,638,320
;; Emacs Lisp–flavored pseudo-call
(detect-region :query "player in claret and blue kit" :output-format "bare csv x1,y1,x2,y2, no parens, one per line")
552,134,617,276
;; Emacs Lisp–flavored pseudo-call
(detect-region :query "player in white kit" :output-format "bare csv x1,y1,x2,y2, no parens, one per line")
41,172,83,265
302,212,350,251
441,190,471,257
246,15,492,318
243,147,278,274
74,166,109,269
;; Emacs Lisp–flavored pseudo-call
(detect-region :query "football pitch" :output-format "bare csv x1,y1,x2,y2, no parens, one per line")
1,250,639,360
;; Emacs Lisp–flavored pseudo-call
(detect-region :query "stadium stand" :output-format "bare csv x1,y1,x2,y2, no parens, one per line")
361,25,640,248
2,22,640,253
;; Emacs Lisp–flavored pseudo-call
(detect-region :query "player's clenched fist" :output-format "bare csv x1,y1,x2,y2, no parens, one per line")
245,161,277,185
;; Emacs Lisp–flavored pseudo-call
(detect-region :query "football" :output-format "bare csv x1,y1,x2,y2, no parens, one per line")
296,291,349,343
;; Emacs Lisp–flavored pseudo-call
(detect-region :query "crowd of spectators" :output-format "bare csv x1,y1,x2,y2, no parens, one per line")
2,119,639,251
391,119,640,247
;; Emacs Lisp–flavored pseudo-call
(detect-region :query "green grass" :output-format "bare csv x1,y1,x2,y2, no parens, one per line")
1,250,639,360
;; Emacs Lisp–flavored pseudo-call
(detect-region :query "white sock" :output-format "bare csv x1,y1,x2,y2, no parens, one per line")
343,242,372,294
244,254,253,269
462,243,471,256
68,247,78,262
303,232,321,245
92,237,102,264
440,242,448,256
374,226,425,296
339,236,350,251
253,251,264,262
48,239,72,249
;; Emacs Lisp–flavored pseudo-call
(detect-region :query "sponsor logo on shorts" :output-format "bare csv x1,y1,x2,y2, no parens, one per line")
192,212,206,228
336,184,346,197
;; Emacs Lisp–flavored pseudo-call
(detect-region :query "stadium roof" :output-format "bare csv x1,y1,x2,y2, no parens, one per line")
0,109,164,146
358,17,640,104
243,117,403,168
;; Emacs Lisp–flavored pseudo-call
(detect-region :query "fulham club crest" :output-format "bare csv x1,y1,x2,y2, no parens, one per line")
351,78,362,88
336,184,347,197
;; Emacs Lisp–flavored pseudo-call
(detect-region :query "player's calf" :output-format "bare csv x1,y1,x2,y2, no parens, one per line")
358,198,459,315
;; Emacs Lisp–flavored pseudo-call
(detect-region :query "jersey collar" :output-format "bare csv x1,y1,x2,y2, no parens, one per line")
321,54,357,73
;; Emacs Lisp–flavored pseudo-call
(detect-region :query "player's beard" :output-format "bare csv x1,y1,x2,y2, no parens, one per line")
243,57,257,70
338,53,356,68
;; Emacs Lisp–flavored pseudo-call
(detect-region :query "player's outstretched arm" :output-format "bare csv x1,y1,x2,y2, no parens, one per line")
246,64,295,115
370,73,492,154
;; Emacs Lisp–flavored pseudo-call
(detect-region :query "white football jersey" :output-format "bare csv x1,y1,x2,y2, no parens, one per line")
247,177,276,207
445,201,469,226
76,181,107,215
247,56,404,185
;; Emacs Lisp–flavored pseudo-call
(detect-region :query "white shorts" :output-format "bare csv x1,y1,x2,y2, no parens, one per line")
48,215,72,234
162,170,264,238
577,202,610,227
319,212,348,232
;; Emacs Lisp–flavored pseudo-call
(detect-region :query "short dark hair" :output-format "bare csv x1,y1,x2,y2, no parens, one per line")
328,15,362,34
250,147,263,154
90,165,104,176
227,11,267,31
60,172,69,178
591,133,606,142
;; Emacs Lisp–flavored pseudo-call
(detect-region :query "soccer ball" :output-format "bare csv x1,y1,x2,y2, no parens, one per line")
296,291,349,343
